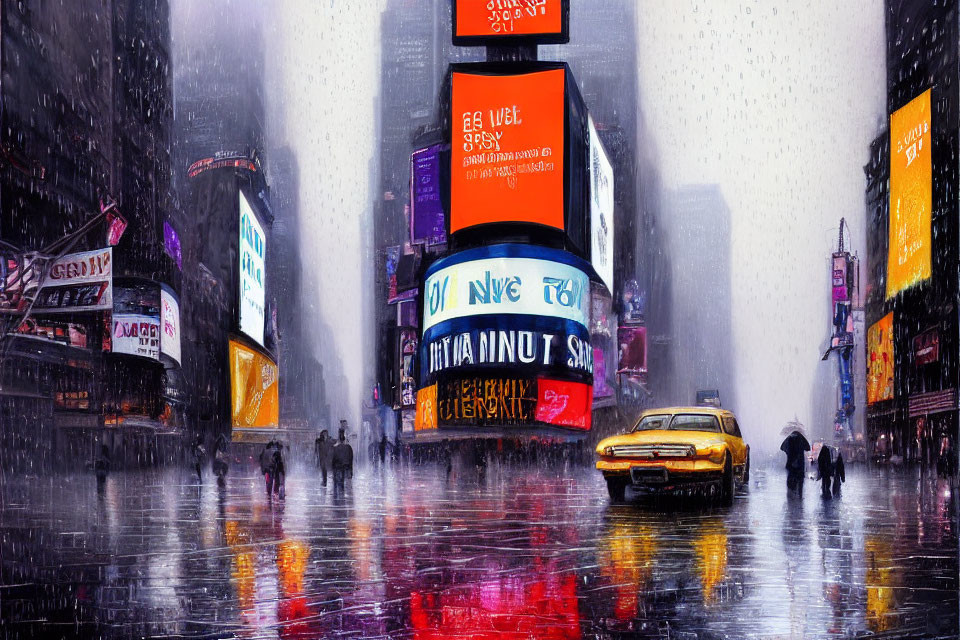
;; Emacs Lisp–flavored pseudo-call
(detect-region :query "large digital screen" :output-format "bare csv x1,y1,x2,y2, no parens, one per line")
887,89,932,299
867,312,894,404
423,244,590,333
450,69,566,233
239,191,266,346
588,115,615,293
229,339,279,429
453,0,568,45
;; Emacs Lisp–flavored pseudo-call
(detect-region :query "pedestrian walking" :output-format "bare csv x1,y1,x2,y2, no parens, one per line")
315,430,332,486
213,436,229,487
193,436,206,481
272,444,286,500
817,445,834,498
332,423,354,493
94,444,111,490
832,449,845,497
780,429,810,495
260,441,276,496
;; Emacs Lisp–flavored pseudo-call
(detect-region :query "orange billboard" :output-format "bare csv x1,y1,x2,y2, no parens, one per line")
229,339,279,429
867,312,894,404
454,0,565,40
887,89,932,299
451,68,566,234
415,384,438,431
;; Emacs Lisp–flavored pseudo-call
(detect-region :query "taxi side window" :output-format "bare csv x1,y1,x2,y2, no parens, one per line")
723,417,742,438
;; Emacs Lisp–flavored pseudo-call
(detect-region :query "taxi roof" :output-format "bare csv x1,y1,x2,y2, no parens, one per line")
639,406,736,420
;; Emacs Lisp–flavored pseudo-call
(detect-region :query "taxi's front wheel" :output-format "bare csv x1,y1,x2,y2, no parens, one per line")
721,455,734,506
606,477,627,502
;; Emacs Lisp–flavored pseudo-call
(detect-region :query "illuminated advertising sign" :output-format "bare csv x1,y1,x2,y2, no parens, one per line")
415,384,438,431
452,0,569,45
112,314,160,360
450,68,566,234
160,286,181,365
617,326,647,375
163,221,182,271
399,328,418,408
423,317,592,385
913,328,939,367
887,89,932,299
410,144,447,245
432,374,591,431
239,191,266,346
423,244,590,333
229,339,279,429
867,312,894,404
588,115,615,293
32,248,113,314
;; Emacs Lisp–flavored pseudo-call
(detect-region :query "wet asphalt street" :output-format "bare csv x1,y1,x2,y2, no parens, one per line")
0,459,957,639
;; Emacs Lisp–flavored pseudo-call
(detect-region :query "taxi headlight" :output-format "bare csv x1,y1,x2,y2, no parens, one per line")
602,446,614,456
699,445,726,464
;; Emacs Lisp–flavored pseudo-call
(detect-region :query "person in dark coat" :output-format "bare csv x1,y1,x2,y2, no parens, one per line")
781,430,810,495
95,445,111,490
260,441,276,496
272,445,286,500
817,445,834,498
832,449,845,497
332,426,354,493
315,430,332,486
193,437,206,481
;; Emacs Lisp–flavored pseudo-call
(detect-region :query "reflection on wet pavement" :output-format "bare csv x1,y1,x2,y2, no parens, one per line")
0,462,956,638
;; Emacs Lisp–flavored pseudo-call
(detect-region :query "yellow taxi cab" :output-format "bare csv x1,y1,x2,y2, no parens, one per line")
595,407,749,504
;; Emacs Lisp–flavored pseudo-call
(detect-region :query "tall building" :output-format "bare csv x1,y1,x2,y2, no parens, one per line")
0,0,179,469
661,185,735,409
370,0,669,443
862,0,959,464
172,0,294,449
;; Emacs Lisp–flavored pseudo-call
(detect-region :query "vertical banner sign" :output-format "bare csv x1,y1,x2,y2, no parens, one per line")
451,69,566,233
239,191,266,346
160,287,181,365
410,145,447,245
867,312,894,404
832,255,848,302
617,326,647,375
887,89,932,299
588,115,615,293
163,221,182,271
229,340,279,429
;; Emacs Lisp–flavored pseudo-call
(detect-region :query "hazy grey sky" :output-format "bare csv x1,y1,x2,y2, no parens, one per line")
635,1,886,447
268,1,386,428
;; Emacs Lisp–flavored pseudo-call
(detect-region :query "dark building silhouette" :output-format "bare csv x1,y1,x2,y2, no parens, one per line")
862,0,959,464
662,185,734,410
0,0,180,469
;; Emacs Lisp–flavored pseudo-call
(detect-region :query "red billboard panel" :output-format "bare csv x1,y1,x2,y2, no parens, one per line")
453,0,569,45
451,68,566,234
535,378,592,430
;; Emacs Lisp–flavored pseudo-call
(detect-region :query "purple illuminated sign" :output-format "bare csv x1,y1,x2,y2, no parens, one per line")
163,221,182,271
410,144,447,245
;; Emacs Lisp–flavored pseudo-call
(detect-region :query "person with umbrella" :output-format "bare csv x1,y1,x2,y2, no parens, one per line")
780,419,810,495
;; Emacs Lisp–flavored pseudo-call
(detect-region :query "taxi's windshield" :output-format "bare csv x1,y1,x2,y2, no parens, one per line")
633,414,721,433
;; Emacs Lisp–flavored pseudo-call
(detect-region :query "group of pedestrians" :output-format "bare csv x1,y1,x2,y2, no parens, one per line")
315,420,354,493
780,429,845,498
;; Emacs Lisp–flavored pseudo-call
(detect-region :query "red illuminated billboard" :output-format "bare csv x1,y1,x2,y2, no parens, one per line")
452,0,569,46
451,67,566,234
